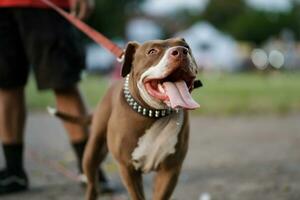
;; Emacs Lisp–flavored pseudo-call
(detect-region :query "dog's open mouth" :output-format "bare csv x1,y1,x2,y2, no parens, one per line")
144,68,200,110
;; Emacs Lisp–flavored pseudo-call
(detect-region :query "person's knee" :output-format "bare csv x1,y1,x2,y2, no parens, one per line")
0,87,25,107
54,86,79,96
53,85,86,115
0,87,25,98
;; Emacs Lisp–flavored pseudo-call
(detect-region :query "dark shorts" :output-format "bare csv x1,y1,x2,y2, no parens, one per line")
0,8,85,90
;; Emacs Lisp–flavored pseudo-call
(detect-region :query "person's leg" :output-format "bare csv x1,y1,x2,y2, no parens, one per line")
54,86,89,173
54,87,111,192
0,88,29,194
16,8,111,191
0,9,30,195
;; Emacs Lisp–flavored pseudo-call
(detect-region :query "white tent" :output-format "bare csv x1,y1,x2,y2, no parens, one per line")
177,22,242,71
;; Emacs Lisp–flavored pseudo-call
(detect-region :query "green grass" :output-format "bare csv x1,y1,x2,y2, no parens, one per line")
26,72,300,115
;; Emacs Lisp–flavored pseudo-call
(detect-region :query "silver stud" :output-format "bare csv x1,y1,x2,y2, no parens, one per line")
138,106,142,113
162,110,166,116
155,110,160,117
149,110,153,117
143,108,147,115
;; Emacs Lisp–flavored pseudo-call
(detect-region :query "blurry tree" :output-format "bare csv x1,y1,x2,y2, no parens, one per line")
200,0,300,44
86,0,143,40
202,0,246,31
227,3,300,44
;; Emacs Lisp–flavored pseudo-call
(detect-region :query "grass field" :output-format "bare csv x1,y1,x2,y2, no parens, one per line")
26,72,300,115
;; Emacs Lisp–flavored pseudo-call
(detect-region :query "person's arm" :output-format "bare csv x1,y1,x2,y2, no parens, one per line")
70,0,95,20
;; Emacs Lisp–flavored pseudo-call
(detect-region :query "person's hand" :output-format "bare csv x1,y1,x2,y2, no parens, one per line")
70,0,95,20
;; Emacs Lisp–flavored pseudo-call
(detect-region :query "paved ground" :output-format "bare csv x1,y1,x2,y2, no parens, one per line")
1,113,300,200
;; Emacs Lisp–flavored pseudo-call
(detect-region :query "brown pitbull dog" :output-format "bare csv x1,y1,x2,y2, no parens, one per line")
50,38,202,200
82,38,201,200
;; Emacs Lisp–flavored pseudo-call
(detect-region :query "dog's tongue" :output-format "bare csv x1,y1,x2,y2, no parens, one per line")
163,81,200,109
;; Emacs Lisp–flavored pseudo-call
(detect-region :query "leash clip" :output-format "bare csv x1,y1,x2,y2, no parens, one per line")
117,52,125,63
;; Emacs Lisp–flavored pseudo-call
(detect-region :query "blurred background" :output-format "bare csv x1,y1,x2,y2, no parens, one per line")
4,0,299,200
28,0,300,116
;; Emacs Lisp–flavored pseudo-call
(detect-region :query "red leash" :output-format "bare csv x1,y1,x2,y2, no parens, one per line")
41,0,124,59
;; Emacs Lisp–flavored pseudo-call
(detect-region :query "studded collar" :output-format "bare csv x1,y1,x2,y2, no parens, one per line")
123,75,173,118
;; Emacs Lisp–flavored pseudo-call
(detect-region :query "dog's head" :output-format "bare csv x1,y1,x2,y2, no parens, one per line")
122,38,200,110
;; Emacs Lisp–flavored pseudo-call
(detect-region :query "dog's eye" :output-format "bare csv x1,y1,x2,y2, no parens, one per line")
147,48,158,55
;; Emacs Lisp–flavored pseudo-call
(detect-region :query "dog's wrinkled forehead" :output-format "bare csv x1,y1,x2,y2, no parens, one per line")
121,38,191,77
136,38,189,64
140,38,189,53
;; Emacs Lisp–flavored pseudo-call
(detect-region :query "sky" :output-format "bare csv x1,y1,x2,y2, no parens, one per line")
246,0,293,12
142,0,295,16
142,0,209,16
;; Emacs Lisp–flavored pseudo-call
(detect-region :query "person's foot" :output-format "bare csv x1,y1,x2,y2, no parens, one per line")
78,168,115,194
0,169,29,195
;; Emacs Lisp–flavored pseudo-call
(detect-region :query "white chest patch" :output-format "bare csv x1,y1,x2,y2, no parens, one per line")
131,110,184,173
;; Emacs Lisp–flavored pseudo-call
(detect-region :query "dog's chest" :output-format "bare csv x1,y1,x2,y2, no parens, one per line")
131,110,184,173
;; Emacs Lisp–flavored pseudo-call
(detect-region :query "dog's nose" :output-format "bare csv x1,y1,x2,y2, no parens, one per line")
169,47,189,59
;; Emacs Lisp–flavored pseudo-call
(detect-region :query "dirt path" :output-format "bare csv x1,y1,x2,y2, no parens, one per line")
1,114,300,200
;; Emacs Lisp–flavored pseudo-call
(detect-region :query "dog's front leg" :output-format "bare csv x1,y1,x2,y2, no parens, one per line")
152,166,181,200
119,165,145,200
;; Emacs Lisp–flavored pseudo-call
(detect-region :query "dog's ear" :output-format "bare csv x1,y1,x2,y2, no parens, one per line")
121,41,140,77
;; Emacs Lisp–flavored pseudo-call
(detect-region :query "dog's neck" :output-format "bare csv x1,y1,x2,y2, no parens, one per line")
123,74,173,118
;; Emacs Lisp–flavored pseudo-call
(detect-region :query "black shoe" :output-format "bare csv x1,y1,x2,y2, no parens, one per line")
78,168,115,194
0,169,29,195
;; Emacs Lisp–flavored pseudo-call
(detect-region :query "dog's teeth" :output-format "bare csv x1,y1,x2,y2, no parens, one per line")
158,83,165,93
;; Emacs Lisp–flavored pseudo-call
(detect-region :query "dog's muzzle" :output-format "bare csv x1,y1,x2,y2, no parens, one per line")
124,75,173,118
